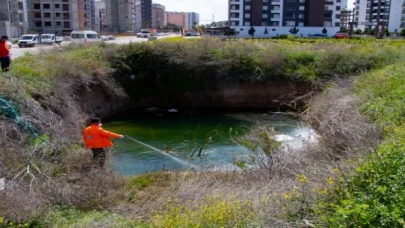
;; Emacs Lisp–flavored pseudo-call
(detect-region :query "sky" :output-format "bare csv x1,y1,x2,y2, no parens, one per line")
153,0,229,24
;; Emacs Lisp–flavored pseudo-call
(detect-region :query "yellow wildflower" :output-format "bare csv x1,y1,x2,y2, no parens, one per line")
296,174,308,183
333,168,339,173
283,193,292,199
327,177,334,185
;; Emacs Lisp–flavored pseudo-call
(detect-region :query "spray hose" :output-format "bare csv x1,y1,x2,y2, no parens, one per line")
123,135,199,170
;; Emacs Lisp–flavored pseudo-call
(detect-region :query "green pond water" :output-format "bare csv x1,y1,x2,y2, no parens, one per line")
104,113,314,176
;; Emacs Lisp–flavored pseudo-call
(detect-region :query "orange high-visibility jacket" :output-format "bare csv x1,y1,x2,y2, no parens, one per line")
83,124,121,149
0,41,9,57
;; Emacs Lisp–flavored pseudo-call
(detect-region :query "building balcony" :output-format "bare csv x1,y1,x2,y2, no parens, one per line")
271,17,280,21
271,9,280,12
230,9,240,12
230,17,240,20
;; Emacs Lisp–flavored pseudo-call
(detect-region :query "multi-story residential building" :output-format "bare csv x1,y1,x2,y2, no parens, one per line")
138,0,152,28
26,0,95,36
184,12,199,30
152,3,165,29
95,0,107,33
229,0,342,36
106,0,136,33
166,12,199,30
166,12,186,28
0,0,25,37
354,0,403,32
134,1,142,31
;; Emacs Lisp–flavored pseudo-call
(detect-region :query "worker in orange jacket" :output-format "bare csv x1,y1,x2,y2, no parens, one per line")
0,36,10,72
83,117,124,168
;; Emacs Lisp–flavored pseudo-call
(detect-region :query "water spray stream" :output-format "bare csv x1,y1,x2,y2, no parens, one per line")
124,135,199,170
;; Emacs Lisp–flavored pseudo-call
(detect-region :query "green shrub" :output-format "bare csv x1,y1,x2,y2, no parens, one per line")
314,63,405,227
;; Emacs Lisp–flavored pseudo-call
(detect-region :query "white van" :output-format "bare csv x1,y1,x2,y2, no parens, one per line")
18,34,40,47
70,30,101,44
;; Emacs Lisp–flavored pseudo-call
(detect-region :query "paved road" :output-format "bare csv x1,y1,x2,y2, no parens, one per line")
10,35,177,59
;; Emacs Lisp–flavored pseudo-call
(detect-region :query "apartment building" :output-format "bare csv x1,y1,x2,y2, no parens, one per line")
26,0,95,36
139,0,152,28
95,0,107,33
152,3,165,29
229,0,342,36
0,0,25,37
106,0,136,33
184,12,199,30
354,0,404,32
166,12,186,28
166,12,199,30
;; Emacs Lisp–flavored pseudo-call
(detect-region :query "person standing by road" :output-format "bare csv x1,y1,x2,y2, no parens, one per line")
0,36,10,72
83,117,124,168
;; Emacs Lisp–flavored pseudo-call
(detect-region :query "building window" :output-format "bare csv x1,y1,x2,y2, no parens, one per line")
272,6,280,10
34,13,41,18
273,14,280,18
35,21,42,27
324,21,332,27
55,4,60,8
336,14,341,19
299,6,305,10
33,4,40,9
298,22,304,26
335,22,340,26
244,22,250,26
299,14,304,18
55,12,61,17
63,4,69,11
245,5,251,10
286,21,295,26
56,21,61,26
336,6,341,10
44,12,51,18
263,6,268,10
262,14,268,18
64,21,70,28
262,22,268,26
43,4,50,9
245,14,250,18
263,0,269,2
44,21,51,26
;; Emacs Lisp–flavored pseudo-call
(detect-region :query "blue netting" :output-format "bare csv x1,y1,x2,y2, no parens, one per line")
0,97,41,137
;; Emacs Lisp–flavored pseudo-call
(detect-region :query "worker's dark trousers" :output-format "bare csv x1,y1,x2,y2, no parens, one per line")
92,148,106,168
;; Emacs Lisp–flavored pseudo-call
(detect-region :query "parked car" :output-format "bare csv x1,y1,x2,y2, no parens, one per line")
41,34,63,45
100,35,108,41
334,32,349,39
18,34,40,47
107,35,116,40
309,34,327,38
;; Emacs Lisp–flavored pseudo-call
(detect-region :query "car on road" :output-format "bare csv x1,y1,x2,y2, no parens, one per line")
18,34,40,48
41,34,63,45
70,30,101,43
137,30,151,38
100,35,108,41
107,35,116,40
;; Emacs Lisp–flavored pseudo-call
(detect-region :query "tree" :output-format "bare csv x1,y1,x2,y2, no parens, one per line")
400,29,405,37
385,28,390,37
355,28,362,35
289,26,299,35
248,26,256,38
264,27,269,35
322,28,327,35
364,27,371,35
